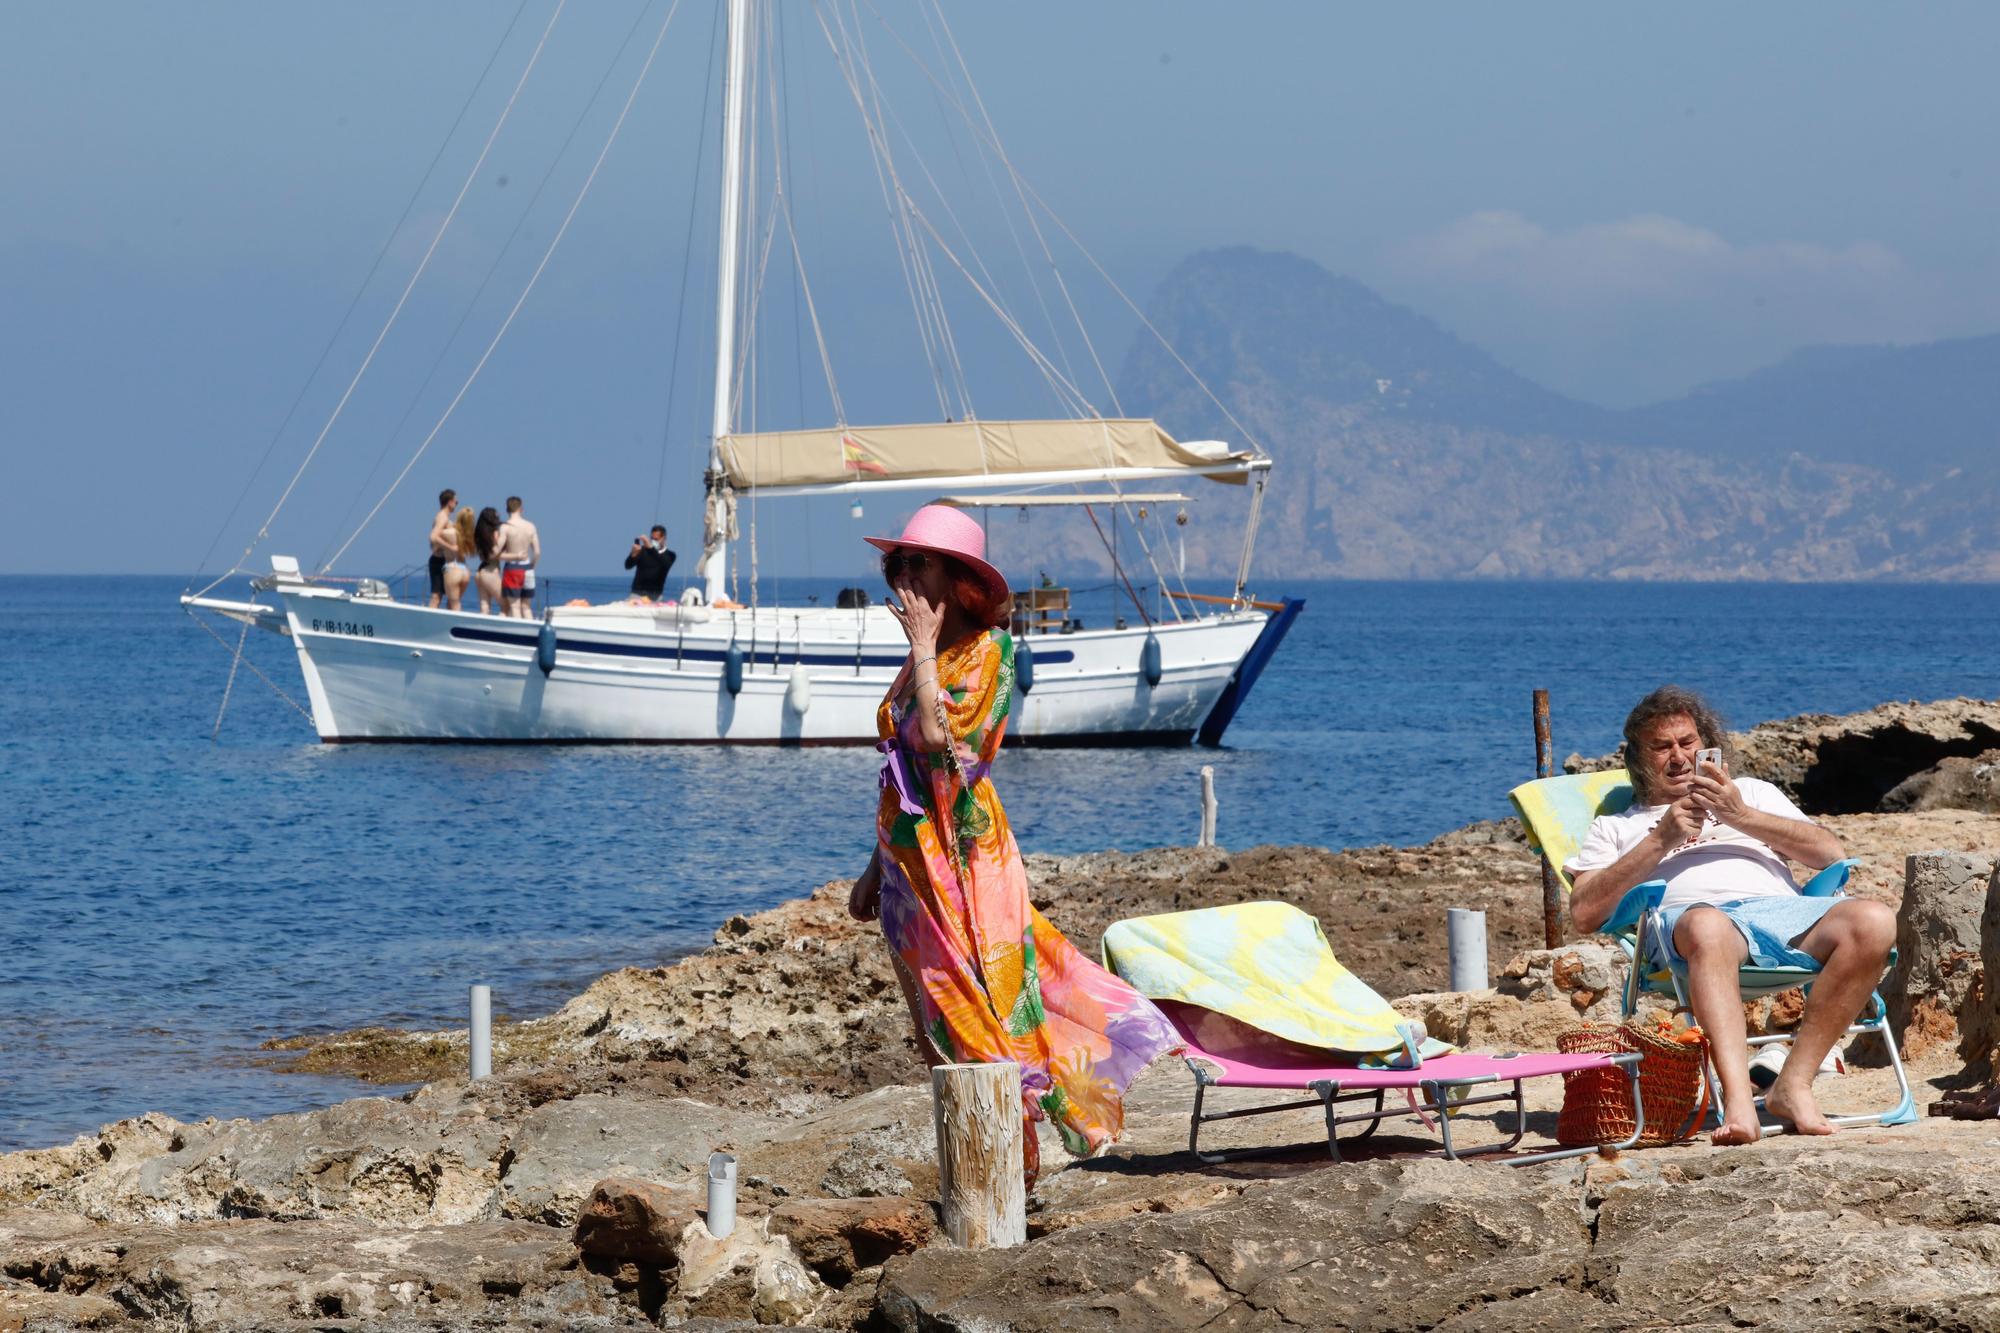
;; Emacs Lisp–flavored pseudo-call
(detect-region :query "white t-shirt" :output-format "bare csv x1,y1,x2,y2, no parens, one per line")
1564,777,1812,911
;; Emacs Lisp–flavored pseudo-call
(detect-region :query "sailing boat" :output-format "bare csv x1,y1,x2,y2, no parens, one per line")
183,0,1301,745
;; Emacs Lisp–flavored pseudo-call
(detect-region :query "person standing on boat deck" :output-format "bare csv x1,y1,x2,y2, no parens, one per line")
1567,685,1892,1145
846,503,1179,1187
473,507,505,615
441,507,475,611
497,496,540,618
426,489,457,609
624,526,676,601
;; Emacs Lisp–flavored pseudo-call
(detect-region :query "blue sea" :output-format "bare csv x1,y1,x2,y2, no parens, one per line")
3,574,1996,1150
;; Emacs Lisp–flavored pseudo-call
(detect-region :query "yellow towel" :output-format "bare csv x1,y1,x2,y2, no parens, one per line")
1508,769,1634,893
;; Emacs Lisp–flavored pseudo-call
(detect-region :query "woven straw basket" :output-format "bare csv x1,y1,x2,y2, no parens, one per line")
1556,1020,1710,1148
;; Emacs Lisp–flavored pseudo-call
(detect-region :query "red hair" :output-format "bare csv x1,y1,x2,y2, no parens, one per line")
943,555,1013,629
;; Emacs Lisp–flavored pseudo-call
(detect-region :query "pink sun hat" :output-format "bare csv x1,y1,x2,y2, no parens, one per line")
865,503,1010,611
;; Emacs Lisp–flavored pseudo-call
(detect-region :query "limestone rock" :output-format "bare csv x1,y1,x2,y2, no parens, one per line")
1880,747,2000,813
879,1126,2000,1331
879,1159,1593,1331
1881,852,1995,1060
767,1198,933,1285
0,1208,619,1328
1960,862,2000,1077
500,1094,754,1224
1497,940,1629,1019
572,1176,702,1268
670,1219,825,1326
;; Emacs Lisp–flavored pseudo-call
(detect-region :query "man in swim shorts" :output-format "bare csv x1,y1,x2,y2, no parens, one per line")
1566,685,1894,1144
497,495,541,618
427,488,457,608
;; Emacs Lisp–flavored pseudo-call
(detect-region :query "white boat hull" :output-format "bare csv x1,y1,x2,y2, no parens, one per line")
260,584,1271,745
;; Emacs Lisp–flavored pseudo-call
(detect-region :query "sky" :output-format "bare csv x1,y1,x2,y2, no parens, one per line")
3,1,1997,577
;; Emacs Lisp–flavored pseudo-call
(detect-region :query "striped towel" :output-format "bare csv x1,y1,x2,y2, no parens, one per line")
1508,769,1634,892
1101,900,1447,1060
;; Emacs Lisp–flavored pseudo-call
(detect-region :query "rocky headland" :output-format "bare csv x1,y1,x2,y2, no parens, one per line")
7,699,2000,1332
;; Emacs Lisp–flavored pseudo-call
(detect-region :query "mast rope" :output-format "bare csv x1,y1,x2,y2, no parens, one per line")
919,0,1113,414
186,0,537,601
224,0,570,587
322,0,687,572
317,0,665,574
817,3,965,421
847,0,1268,459
655,1,723,524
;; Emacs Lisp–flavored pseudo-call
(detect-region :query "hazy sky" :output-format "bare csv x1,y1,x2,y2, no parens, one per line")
4,1,1996,577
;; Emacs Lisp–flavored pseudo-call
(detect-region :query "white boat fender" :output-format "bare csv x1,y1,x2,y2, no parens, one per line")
785,662,811,714
1140,632,1162,687
723,643,744,696
536,617,558,676
1014,638,1035,694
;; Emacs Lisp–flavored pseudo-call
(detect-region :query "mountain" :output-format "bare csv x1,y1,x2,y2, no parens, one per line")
1116,248,2000,582
1621,335,2000,478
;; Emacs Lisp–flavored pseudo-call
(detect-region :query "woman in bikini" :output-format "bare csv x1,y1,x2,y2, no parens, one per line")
442,507,474,611
473,507,505,615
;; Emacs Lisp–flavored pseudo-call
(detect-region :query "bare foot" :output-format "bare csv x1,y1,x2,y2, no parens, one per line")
1711,1111,1762,1146
1765,1077,1836,1135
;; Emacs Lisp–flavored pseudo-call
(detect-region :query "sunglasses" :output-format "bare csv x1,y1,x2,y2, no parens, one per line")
880,550,935,580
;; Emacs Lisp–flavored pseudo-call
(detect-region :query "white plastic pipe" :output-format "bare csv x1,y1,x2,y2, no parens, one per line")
469,984,492,1080
706,1151,738,1238
1447,909,1488,992
1198,766,1218,847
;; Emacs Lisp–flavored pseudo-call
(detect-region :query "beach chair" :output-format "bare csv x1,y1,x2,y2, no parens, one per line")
1101,902,1645,1165
1509,770,1919,1133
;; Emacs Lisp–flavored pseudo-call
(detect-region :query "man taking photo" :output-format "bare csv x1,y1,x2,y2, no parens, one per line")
625,525,676,601
1566,685,1895,1145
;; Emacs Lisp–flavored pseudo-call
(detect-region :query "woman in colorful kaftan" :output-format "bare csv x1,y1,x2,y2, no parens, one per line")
847,504,1180,1183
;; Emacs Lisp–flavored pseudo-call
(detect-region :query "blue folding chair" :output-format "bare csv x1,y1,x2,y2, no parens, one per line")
1510,770,1918,1134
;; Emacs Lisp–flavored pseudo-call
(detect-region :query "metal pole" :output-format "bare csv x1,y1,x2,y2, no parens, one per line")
704,0,752,606
1198,766,1218,848
1447,908,1489,991
469,984,492,1080
1534,688,1561,948
705,1151,738,1238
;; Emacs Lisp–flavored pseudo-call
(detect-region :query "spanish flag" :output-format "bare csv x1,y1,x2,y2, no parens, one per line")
841,433,888,476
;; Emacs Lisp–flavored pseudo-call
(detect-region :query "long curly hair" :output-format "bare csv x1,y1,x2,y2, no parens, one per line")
1623,685,1732,805
941,554,1013,629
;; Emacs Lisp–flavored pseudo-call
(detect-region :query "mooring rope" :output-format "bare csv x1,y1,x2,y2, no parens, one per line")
186,608,315,730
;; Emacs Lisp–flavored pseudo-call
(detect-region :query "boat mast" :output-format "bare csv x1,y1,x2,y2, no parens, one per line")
705,0,752,605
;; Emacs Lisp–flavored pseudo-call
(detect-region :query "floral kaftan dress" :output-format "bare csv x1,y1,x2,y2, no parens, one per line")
874,626,1180,1173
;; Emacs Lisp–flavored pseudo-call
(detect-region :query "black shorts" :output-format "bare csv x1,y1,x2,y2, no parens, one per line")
428,554,447,596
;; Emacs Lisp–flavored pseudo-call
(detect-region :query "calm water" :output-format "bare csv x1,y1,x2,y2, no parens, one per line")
3,574,1996,1149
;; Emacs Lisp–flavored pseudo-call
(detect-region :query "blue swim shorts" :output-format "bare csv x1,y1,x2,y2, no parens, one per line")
1651,895,1841,971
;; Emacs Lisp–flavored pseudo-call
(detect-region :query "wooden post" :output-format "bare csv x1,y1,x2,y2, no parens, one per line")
1534,688,1562,948
930,1062,1026,1249
1198,765,1218,847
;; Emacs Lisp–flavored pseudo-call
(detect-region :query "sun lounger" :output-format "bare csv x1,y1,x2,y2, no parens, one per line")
1160,999,1642,1166
1099,902,1644,1166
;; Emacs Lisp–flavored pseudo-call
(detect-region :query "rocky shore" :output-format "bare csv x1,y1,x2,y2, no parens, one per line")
8,700,2000,1331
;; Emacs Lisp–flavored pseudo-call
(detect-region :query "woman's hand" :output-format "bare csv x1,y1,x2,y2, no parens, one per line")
848,851,883,922
886,578,943,655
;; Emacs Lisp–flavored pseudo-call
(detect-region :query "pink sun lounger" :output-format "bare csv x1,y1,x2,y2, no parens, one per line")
1161,1000,1644,1166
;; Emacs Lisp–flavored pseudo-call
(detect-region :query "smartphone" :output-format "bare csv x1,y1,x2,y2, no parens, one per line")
1694,747,1722,778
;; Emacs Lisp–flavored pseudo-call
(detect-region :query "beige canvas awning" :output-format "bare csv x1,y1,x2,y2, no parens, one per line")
715,418,1255,493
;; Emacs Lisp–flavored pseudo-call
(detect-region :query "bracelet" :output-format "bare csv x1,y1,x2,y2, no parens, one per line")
913,655,936,670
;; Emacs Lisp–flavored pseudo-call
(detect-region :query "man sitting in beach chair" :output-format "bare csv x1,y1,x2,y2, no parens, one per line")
1565,685,1896,1144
